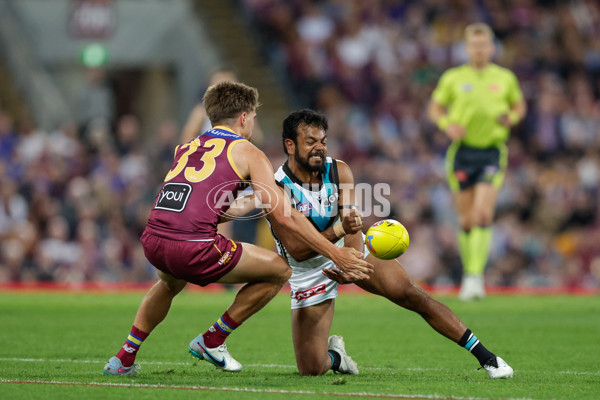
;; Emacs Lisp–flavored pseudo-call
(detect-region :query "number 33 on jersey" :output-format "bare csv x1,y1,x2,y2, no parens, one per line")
146,127,249,240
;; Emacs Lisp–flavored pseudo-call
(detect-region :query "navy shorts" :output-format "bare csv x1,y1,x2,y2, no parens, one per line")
445,143,507,192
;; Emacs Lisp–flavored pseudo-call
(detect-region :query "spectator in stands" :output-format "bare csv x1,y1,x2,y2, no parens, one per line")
76,67,115,135
0,110,18,162
180,68,238,143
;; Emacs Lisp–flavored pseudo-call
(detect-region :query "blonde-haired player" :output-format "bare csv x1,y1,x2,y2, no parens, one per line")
428,23,527,301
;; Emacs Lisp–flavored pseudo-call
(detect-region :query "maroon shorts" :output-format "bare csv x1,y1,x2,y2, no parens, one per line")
141,230,244,286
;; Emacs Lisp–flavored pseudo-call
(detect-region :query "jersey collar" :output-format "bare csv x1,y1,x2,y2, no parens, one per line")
212,125,236,133
467,63,493,75
283,161,323,192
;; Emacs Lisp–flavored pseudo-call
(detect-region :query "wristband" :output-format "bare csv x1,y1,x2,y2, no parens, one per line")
507,110,519,125
437,115,450,131
333,222,346,238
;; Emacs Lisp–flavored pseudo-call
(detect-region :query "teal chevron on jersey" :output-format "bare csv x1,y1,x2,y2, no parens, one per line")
275,158,340,232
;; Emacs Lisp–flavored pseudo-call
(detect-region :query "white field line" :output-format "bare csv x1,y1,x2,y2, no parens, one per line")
556,370,600,376
0,357,418,371
0,357,598,376
0,378,532,400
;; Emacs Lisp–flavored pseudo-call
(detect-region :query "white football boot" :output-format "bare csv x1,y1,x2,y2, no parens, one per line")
328,335,358,375
459,274,486,301
483,356,513,379
188,334,242,372
103,356,139,375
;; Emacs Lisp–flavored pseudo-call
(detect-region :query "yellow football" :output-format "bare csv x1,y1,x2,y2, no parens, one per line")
365,219,410,260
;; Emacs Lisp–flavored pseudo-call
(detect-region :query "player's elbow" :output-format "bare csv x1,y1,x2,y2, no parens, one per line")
271,210,298,234
519,101,527,118
281,217,298,233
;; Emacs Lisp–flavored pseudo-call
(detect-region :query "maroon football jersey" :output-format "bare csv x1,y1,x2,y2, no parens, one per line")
145,127,248,240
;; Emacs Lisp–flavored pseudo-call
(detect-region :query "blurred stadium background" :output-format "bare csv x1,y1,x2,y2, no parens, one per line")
0,0,598,292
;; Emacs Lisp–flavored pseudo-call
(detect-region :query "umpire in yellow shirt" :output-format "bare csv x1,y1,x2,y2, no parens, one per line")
428,23,527,301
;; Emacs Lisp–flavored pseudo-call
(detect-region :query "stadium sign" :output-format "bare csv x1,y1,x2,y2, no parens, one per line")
68,0,116,39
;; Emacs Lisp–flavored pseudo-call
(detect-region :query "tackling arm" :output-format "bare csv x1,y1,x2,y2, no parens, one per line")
267,160,364,261
265,189,339,261
240,145,373,281
217,192,262,224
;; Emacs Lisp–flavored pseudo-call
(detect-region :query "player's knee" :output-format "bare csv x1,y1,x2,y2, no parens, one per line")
393,282,429,311
271,256,292,285
474,211,493,226
458,215,472,231
283,265,292,281
160,279,186,295
279,264,292,284
299,369,325,376
298,364,327,376
383,283,410,306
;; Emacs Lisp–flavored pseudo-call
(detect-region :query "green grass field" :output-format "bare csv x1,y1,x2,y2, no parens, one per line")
0,290,598,400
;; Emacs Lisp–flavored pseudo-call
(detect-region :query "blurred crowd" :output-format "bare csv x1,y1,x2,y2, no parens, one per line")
1,0,599,290
243,0,600,289
0,111,179,283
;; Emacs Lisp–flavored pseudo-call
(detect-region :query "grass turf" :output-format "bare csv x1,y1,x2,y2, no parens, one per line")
0,290,598,400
